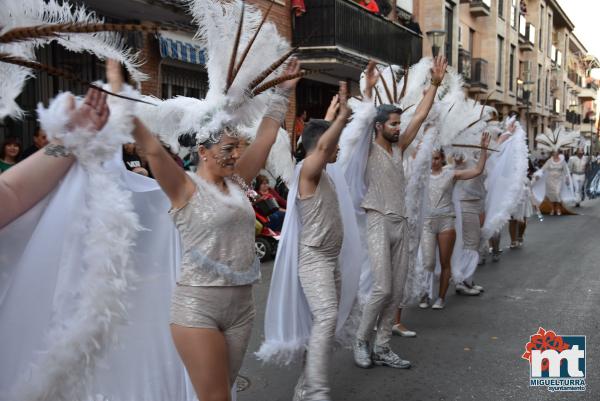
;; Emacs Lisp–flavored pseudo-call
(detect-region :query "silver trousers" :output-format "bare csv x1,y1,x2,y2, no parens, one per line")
356,211,409,347
297,244,341,401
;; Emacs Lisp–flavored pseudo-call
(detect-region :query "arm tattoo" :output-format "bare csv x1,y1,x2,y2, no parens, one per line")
44,144,72,158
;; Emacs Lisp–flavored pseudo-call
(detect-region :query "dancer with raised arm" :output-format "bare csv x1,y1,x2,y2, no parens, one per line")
341,55,448,369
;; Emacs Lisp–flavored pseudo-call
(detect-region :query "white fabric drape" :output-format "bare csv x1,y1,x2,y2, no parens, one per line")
482,124,529,239
257,163,364,364
0,158,200,401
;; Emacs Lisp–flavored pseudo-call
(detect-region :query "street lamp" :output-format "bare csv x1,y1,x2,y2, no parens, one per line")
426,30,446,58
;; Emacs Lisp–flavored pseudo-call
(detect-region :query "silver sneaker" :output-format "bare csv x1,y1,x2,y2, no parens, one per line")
292,372,305,401
372,345,411,369
353,339,372,368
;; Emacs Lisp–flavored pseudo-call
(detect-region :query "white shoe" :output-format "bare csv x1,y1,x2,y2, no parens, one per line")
469,282,484,292
392,324,417,337
418,295,430,309
431,298,445,309
455,282,480,296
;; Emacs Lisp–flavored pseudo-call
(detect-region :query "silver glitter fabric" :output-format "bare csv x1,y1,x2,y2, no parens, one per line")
296,172,343,401
169,175,258,286
426,168,456,217
543,158,568,202
461,212,481,250
361,143,406,217
421,216,456,272
170,285,255,384
356,211,409,348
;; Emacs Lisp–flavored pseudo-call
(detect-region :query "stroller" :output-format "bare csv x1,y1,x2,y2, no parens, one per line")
253,198,281,262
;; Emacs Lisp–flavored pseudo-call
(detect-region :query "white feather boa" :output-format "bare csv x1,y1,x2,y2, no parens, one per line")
11,92,140,401
0,0,144,120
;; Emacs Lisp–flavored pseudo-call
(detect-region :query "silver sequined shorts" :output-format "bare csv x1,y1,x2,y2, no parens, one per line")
424,215,455,234
170,284,255,329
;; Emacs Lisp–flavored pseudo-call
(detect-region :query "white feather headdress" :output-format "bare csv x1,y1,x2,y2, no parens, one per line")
136,0,304,149
0,0,154,119
535,126,580,153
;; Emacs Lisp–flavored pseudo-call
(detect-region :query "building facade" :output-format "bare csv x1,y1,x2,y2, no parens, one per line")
415,0,599,152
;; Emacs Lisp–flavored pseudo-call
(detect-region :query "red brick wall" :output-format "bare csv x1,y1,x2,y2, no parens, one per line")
139,32,162,97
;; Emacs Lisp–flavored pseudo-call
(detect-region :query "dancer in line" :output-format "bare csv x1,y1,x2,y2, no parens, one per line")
422,134,490,310
343,55,448,369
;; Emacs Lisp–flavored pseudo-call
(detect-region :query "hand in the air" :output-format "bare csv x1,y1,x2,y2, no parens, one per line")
431,55,448,83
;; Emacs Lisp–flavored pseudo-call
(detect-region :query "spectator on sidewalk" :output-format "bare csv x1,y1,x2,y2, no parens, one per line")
21,128,49,160
0,137,22,173
122,142,149,176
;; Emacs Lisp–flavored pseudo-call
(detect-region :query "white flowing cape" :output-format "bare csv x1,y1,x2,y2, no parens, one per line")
0,158,199,401
482,124,529,239
337,100,378,300
256,163,364,364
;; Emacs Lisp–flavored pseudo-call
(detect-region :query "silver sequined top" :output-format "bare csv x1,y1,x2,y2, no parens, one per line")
426,168,456,217
361,142,406,217
298,172,344,250
169,173,259,287
455,162,486,201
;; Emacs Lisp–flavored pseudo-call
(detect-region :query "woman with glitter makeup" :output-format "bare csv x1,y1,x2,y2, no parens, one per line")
421,133,490,310
126,55,300,400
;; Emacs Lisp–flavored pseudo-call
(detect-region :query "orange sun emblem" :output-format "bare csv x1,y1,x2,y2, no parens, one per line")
522,327,570,372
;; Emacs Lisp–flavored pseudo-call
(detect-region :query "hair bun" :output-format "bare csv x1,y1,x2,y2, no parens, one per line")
178,132,197,148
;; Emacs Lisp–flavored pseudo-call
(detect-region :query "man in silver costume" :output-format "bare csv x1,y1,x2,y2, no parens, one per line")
568,148,588,207
294,83,351,401
353,55,448,369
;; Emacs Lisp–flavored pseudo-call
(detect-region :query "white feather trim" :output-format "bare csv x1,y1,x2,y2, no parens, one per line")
14,92,139,401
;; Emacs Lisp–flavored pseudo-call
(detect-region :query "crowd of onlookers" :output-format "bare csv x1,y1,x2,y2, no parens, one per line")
0,129,49,173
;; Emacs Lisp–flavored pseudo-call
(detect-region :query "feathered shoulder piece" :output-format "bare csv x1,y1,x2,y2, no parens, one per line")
535,126,580,153
136,0,307,149
0,0,158,119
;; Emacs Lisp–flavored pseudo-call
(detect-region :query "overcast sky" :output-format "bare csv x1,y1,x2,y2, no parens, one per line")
558,0,600,58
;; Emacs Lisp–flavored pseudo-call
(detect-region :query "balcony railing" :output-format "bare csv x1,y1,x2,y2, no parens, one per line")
519,20,535,50
458,48,472,83
470,0,491,17
471,58,488,90
292,0,422,67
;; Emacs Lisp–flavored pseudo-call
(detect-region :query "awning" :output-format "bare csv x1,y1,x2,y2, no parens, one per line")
158,31,205,65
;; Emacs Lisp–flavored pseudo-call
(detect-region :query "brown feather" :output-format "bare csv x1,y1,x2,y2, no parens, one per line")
374,87,383,106
251,69,318,96
225,1,246,93
0,53,156,105
399,63,409,101
399,103,415,115
479,91,493,118
230,0,275,88
452,144,499,152
375,65,394,104
248,47,296,91
389,64,397,102
0,22,160,44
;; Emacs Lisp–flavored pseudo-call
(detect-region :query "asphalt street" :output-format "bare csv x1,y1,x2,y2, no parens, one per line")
237,199,600,401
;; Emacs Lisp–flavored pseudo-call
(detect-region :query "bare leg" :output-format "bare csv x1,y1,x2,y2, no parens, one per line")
518,219,527,241
437,229,456,300
509,220,518,244
171,325,232,401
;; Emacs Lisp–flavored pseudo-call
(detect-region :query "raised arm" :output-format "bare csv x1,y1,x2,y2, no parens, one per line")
399,55,447,153
454,133,491,181
234,59,301,184
131,119,194,208
300,82,351,192
0,88,109,229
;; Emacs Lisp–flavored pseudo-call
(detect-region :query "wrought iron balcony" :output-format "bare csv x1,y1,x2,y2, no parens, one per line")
470,58,488,92
292,0,422,70
458,48,472,83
